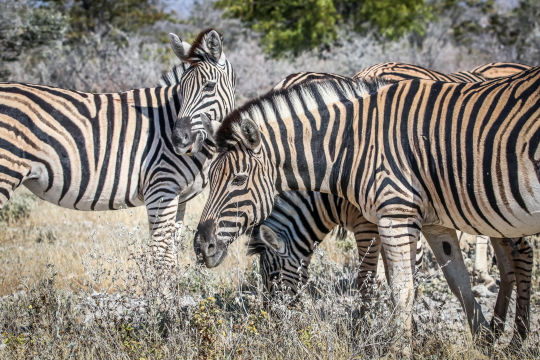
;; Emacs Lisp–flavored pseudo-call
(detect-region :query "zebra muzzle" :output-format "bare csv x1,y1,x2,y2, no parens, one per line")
194,219,227,268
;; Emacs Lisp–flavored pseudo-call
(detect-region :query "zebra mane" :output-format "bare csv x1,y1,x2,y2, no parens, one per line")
215,77,388,152
158,63,190,87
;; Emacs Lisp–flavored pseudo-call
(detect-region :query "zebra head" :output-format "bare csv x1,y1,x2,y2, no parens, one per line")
169,29,236,155
248,225,309,297
195,115,276,268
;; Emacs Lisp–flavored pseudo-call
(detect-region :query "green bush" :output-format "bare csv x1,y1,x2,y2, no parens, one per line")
0,193,37,224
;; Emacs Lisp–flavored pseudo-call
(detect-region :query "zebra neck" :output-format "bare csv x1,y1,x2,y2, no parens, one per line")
259,98,361,203
154,85,182,136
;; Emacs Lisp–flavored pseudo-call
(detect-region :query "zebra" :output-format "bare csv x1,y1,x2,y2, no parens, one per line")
251,62,533,340
247,191,420,294
0,28,235,276
194,67,539,345
168,30,236,156
248,190,532,341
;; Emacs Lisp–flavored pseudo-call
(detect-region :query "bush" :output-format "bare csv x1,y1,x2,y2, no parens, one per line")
0,193,37,225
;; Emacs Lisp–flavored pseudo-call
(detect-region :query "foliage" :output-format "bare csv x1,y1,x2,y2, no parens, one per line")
0,0,66,79
336,0,434,40
216,0,433,57
42,0,174,43
433,0,539,63
215,0,338,57
0,193,37,225
486,0,540,62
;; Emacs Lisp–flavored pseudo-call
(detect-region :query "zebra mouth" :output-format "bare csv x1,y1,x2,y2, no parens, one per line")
174,143,195,156
175,132,204,156
197,247,227,268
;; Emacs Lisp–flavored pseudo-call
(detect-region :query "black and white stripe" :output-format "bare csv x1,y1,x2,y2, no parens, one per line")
0,28,235,272
196,67,539,344
252,63,532,340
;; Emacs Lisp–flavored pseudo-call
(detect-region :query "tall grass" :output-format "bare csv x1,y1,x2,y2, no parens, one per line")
0,189,538,358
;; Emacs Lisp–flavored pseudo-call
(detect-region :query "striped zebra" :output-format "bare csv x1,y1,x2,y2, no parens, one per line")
168,31,236,156
248,190,532,341
251,62,532,340
194,67,539,344
0,28,235,274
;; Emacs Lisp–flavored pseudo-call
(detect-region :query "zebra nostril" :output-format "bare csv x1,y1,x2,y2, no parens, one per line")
207,243,215,253
172,132,184,146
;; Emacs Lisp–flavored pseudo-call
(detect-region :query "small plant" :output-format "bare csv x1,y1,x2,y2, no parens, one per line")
0,192,37,224
191,296,221,359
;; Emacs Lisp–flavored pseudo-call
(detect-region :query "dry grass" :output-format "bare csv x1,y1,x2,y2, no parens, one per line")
0,189,539,359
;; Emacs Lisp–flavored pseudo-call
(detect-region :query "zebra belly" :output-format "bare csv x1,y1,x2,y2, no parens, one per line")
23,166,145,211
431,176,540,238
438,213,540,238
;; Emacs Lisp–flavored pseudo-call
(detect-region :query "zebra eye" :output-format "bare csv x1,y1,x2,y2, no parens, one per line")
231,174,248,187
203,81,216,92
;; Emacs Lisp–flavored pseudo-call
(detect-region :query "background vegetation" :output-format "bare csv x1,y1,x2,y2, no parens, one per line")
0,0,539,358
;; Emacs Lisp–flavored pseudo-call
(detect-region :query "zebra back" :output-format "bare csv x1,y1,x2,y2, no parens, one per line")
471,62,531,79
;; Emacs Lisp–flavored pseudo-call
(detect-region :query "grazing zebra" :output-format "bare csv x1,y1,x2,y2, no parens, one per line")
194,67,539,344
253,62,532,340
0,28,235,274
247,191,421,294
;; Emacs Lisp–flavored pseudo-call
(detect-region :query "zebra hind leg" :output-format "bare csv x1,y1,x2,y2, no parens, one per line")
509,237,533,347
0,160,31,211
421,225,491,345
490,238,516,341
491,237,533,350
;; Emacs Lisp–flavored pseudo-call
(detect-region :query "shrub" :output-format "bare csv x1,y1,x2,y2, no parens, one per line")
0,193,37,225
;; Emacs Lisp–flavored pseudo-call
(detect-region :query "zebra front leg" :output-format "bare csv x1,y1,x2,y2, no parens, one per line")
377,216,419,337
353,219,381,291
146,194,181,274
421,225,490,343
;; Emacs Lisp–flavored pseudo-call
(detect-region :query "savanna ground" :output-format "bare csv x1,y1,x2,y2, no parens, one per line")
0,189,538,359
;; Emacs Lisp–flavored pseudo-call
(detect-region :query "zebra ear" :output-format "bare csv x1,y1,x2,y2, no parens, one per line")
200,114,221,142
235,118,261,151
169,33,191,62
203,30,225,65
259,225,285,253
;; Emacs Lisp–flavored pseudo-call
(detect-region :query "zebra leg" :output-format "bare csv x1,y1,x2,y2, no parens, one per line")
354,220,381,289
175,201,186,222
509,238,532,345
490,238,515,340
491,237,532,347
475,235,495,286
146,194,181,272
0,156,32,211
377,216,419,334
422,225,490,341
